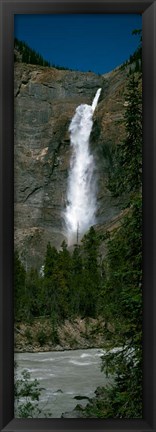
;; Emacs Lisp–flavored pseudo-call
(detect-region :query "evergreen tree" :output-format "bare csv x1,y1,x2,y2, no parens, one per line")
99,196,142,417
14,251,26,321
96,65,143,417
14,38,51,67
14,38,72,69
109,73,142,200
70,245,83,316
44,243,58,279
81,227,100,317
43,241,72,320
55,241,72,319
25,268,42,318
43,243,59,317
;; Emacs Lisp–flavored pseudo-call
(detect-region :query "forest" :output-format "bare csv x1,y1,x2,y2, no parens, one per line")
14,38,72,70
14,49,142,417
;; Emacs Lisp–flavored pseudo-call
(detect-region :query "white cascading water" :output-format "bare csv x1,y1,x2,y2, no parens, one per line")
64,88,102,245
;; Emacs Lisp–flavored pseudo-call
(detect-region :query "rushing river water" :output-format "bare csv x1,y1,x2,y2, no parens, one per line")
15,348,110,418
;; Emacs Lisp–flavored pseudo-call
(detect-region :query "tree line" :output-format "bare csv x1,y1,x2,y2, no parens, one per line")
14,38,51,67
14,49,142,417
14,38,72,70
14,226,102,325
84,63,142,417
120,29,142,73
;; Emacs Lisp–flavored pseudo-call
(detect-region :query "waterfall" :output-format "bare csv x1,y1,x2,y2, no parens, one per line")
64,88,102,245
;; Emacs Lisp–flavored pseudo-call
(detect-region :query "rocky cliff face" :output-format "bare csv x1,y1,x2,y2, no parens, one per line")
14,62,128,269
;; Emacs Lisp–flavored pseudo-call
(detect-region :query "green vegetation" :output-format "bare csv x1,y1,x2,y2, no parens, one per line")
24,328,33,344
83,65,142,418
92,196,142,418
14,226,102,325
14,36,142,418
14,251,26,321
14,38,71,70
14,38,51,67
108,72,142,201
120,29,142,73
14,368,51,417
36,328,48,346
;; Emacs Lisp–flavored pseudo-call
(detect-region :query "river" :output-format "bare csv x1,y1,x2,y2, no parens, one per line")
14,348,110,418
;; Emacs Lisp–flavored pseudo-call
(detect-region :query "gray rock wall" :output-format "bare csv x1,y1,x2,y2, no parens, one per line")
14,63,127,269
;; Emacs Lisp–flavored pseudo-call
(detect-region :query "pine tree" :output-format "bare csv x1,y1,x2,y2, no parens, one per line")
55,241,72,319
25,268,42,318
109,73,142,200
44,242,58,279
96,69,143,418
43,241,72,321
43,243,59,317
81,227,100,317
14,38,51,67
14,251,26,321
70,245,83,316
99,196,142,418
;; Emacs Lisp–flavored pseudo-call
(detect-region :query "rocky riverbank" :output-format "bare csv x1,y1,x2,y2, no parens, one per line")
14,316,114,353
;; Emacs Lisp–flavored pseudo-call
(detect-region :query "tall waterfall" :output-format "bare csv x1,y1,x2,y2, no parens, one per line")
65,88,102,245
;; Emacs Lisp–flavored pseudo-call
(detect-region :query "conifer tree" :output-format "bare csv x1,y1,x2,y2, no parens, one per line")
109,73,142,199
44,243,58,279
55,241,72,319
43,243,59,317
25,268,42,318
70,245,84,316
14,251,26,321
81,227,100,317
97,69,143,418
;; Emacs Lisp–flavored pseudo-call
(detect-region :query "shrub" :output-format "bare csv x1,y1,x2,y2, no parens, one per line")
24,328,33,344
36,328,47,346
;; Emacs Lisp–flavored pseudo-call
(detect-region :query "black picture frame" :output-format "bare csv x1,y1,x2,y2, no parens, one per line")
0,0,156,431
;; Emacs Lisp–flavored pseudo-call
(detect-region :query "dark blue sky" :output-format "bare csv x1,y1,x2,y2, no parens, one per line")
14,14,142,74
